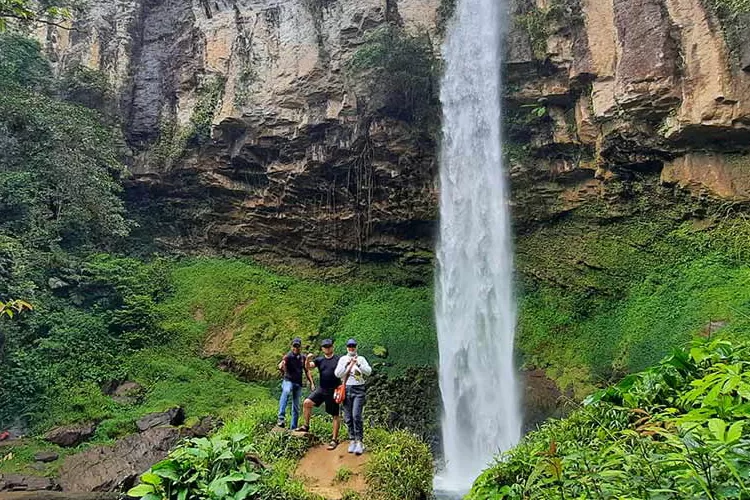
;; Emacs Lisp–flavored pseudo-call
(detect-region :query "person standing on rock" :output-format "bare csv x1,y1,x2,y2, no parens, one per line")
277,337,313,429
294,338,342,449
334,338,372,455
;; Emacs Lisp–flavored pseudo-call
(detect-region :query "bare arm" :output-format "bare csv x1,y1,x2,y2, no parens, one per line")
305,358,315,389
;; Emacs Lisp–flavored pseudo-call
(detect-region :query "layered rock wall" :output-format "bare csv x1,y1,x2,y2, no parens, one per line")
38,0,750,259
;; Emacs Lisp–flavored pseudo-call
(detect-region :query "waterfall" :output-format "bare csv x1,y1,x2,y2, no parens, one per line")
434,0,522,493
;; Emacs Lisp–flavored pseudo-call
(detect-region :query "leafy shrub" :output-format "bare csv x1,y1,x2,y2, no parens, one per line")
347,25,438,123
127,434,264,500
130,402,318,500
57,64,111,109
364,367,440,447
469,338,750,499
365,428,433,500
702,0,750,57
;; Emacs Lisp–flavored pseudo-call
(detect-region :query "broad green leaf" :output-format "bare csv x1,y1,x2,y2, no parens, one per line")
708,419,727,442
231,433,248,443
140,472,162,486
126,484,156,497
151,460,180,481
691,347,708,364
177,488,188,500
737,383,750,400
243,472,261,482
727,421,743,443
234,482,259,500
208,477,230,497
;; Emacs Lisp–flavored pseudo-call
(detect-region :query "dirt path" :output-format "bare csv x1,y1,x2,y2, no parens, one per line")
295,444,369,499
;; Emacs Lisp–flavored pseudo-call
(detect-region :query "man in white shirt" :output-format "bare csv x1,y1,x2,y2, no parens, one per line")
334,338,372,455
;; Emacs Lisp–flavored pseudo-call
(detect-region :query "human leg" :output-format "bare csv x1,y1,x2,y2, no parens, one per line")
277,379,292,426
291,383,302,429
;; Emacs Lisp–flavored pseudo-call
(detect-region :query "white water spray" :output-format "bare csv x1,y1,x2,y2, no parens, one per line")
434,0,522,493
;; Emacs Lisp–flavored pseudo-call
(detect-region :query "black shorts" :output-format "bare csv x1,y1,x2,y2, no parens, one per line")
308,387,340,416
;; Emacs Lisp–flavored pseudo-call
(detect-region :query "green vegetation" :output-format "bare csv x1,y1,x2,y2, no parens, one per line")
162,258,436,379
0,0,70,31
514,0,584,60
0,298,32,318
436,0,457,35
348,24,439,124
470,338,750,499
702,0,750,58
0,438,74,476
365,429,433,500
333,466,353,484
149,75,224,169
0,34,129,251
129,402,434,500
515,196,750,397
364,367,440,446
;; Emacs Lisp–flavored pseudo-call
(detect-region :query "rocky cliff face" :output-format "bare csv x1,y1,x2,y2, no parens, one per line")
506,0,750,227
38,0,750,260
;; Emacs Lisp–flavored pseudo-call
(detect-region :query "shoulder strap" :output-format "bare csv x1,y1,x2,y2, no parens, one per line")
342,357,355,383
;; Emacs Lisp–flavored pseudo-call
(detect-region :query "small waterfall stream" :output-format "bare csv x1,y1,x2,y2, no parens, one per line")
434,0,522,494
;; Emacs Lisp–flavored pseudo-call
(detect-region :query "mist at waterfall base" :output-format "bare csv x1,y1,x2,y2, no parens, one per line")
434,0,522,495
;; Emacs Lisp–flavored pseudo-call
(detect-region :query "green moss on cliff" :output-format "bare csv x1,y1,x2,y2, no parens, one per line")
702,0,750,50
515,192,750,397
162,258,437,378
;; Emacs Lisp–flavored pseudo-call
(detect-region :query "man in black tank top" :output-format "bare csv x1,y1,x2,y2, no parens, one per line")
294,338,342,449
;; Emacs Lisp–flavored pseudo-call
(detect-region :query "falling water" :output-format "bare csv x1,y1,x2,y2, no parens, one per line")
434,0,522,494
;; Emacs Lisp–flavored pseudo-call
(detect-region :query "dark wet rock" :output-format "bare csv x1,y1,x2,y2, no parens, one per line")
44,424,95,447
135,407,185,432
189,416,220,438
522,369,565,433
0,473,57,491
58,426,186,492
34,451,59,463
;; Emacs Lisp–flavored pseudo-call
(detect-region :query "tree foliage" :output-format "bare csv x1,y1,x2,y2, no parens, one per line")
470,338,750,499
0,33,130,251
0,0,71,31
0,298,32,319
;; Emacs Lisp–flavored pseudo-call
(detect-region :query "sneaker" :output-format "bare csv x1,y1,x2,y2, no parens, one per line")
354,441,364,455
347,440,357,453
277,421,285,428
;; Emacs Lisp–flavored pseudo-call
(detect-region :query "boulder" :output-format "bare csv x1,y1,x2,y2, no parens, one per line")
44,424,95,447
1,493,119,499
34,451,59,463
0,473,57,491
189,416,220,438
58,426,186,492
109,381,144,405
135,407,184,432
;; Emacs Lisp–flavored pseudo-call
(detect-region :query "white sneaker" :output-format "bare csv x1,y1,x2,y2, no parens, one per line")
348,440,356,453
354,441,364,455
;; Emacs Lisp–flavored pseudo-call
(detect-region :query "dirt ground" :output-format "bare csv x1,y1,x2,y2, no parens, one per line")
295,443,369,499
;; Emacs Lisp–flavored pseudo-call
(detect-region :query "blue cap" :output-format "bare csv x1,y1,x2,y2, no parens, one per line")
291,337,302,346
346,338,357,347
321,338,333,347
